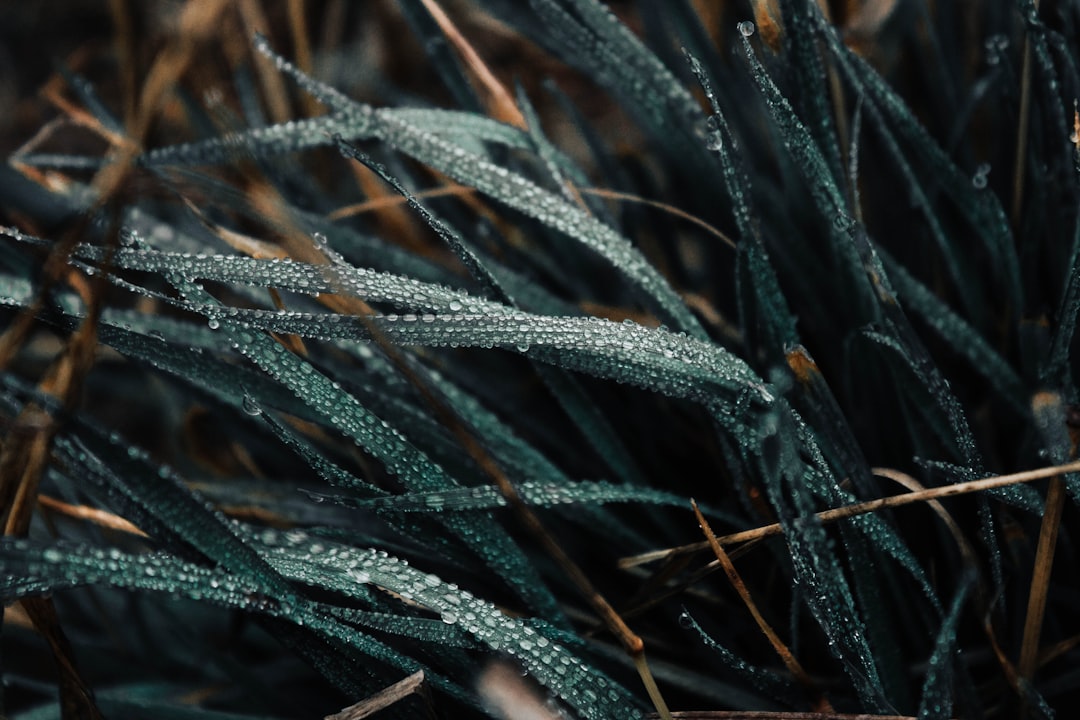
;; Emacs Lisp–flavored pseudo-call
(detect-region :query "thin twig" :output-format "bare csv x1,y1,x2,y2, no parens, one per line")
328,184,738,251
1012,0,1040,227
1037,630,1080,668
324,671,430,720
624,468,975,622
417,0,526,129
580,188,737,249
37,495,148,537
691,500,829,710
871,468,977,567
620,460,1080,568
287,0,319,119
1018,475,1066,680
237,0,292,124
327,185,473,220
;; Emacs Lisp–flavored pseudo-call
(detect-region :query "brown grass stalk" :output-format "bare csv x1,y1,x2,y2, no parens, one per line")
1018,474,1067,680
691,500,829,711
621,460,1080,569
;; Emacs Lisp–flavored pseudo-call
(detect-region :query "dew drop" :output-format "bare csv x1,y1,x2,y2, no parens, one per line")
985,34,1009,52
693,117,710,140
678,611,693,629
972,163,991,189
738,21,756,37
241,395,262,416
207,318,220,330
984,35,1008,66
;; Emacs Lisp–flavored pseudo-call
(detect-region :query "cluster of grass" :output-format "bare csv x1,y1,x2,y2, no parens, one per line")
2,0,1080,718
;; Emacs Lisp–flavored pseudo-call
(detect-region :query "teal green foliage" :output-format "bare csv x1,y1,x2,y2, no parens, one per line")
918,574,973,720
3,1,1080,717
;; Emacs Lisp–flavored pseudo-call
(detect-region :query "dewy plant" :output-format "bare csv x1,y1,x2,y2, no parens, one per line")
2,1,1079,718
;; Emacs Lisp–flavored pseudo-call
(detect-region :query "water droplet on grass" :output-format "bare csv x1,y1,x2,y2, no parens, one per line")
972,163,991,189
832,214,856,232
242,395,262,416
694,117,710,140
984,35,1008,65
985,34,1009,52
738,21,756,37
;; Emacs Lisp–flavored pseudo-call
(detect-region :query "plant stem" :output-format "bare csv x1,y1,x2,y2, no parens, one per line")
622,459,1080,567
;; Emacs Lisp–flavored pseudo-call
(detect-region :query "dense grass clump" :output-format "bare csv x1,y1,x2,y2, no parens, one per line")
3,1,1080,718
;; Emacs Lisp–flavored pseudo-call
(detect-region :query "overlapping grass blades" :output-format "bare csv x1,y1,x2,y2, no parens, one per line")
918,575,974,720
0,535,645,719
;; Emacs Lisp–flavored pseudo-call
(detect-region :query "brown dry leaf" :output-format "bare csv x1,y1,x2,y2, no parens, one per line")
236,0,294,124
37,495,148,537
753,0,783,52
416,0,526,129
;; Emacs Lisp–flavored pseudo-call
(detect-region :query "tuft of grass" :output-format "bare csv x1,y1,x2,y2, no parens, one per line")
2,1,1080,718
